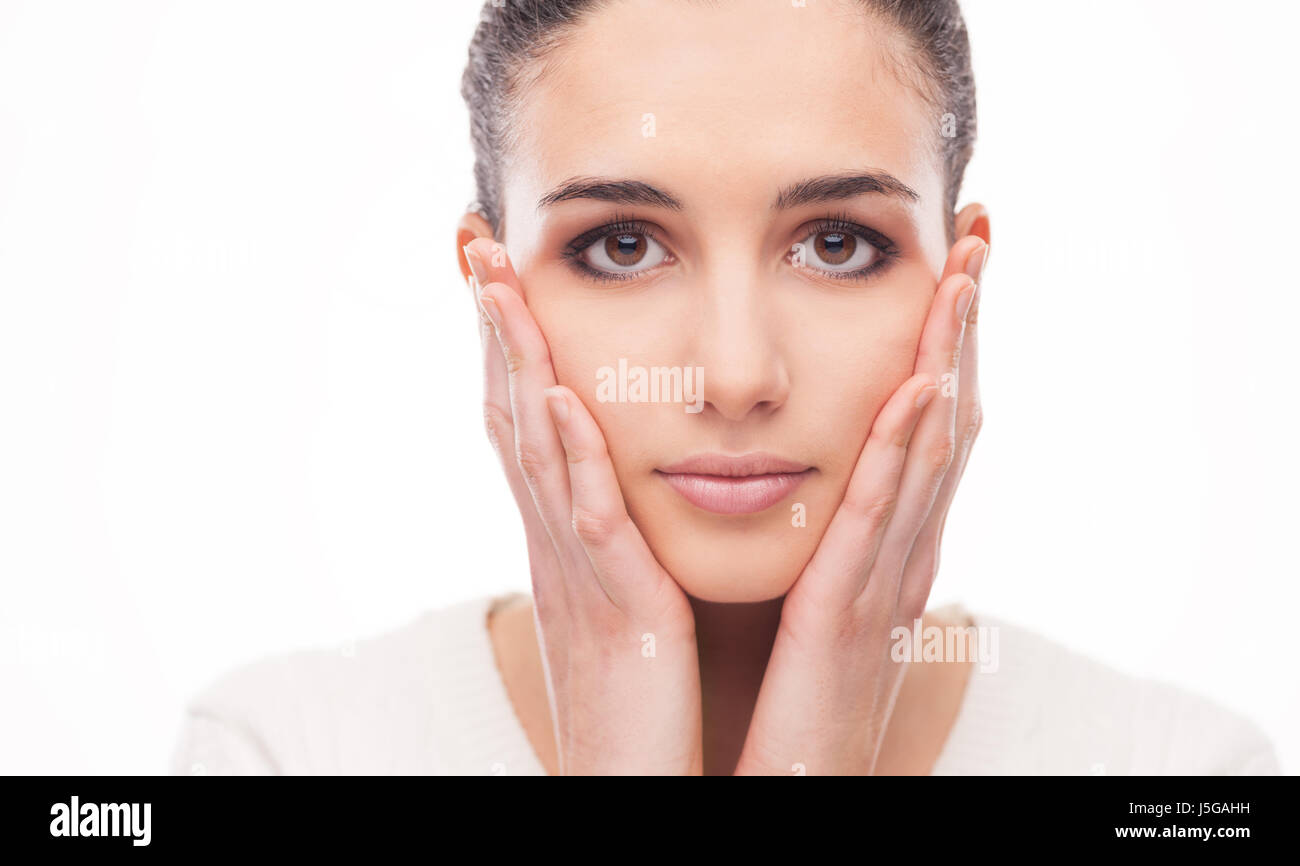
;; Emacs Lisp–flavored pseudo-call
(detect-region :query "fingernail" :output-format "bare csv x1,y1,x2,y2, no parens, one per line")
464,243,488,286
964,241,987,283
916,383,938,409
479,293,502,332
955,281,976,322
544,387,569,426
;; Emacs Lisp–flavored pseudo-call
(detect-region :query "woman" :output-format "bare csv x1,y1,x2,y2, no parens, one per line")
170,0,1279,775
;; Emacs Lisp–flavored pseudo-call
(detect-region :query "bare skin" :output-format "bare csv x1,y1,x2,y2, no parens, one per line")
455,0,991,774
464,227,986,775
489,592,976,776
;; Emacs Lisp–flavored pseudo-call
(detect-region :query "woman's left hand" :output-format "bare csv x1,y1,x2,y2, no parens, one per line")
734,234,987,776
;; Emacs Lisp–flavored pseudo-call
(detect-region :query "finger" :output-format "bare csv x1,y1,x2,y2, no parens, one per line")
472,268,558,567
544,385,675,614
792,373,938,611
869,239,984,601
898,244,986,615
466,241,551,523
465,238,587,571
476,270,523,496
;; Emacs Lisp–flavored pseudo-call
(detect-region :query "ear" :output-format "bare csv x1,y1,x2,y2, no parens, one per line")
954,202,991,256
456,208,497,286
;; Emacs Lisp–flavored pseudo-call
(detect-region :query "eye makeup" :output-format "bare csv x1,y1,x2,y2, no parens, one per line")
560,211,672,283
790,210,900,281
558,208,901,284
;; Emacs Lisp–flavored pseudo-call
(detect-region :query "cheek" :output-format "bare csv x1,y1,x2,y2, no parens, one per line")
797,286,929,417
515,267,936,602
829,330,918,437
791,287,932,495
523,293,658,481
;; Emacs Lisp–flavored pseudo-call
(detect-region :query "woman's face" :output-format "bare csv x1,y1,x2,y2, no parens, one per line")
493,0,958,602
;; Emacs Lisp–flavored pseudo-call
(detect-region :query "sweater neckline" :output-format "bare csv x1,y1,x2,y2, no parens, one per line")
445,592,1005,776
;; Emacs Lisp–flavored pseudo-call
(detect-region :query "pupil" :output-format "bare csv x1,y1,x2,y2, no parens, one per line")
816,230,855,265
605,232,646,266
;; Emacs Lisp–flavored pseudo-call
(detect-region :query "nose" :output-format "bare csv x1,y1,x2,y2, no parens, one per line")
691,267,791,422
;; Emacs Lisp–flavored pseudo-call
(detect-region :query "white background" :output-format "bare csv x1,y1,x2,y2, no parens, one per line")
1,0,1296,774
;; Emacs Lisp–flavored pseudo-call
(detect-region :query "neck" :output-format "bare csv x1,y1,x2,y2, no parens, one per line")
689,594,784,776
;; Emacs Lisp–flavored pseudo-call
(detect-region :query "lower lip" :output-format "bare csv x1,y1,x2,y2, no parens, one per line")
657,470,811,515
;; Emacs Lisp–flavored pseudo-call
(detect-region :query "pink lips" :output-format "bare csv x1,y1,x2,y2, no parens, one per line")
656,453,812,515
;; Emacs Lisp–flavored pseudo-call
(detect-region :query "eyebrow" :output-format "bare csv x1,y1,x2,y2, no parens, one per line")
773,171,919,209
535,170,919,214
536,177,685,212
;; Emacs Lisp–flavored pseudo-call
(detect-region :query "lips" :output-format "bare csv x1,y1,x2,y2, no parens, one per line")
656,453,812,515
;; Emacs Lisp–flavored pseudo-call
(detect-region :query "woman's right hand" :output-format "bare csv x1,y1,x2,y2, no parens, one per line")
463,238,703,775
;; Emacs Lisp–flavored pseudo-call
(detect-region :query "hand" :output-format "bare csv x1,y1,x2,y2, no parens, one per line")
735,234,987,775
463,238,703,775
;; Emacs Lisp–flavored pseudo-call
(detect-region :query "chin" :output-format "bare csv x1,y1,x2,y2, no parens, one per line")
628,491,825,603
669,557,805,603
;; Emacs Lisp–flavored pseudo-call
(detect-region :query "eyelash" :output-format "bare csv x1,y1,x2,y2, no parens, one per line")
560,211,664,284
560,209,900,284
797,210,900,281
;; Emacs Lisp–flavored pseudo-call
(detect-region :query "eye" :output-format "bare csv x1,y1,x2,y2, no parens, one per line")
796,228,879,273
791,216,897,280
565,218,670,280
586,229,667,273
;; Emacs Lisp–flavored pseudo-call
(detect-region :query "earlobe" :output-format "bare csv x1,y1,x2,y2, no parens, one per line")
456,209,497,284
953,202,991,251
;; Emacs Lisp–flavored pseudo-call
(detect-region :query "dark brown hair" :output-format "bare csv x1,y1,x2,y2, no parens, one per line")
461,0,976,242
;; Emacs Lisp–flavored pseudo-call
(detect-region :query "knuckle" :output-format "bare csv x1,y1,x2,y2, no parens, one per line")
843,489,898,525
564,435,605,467
502,346,527,376
929,434,957,474
482,404,512,453
514,441,550,487
848,592,893,637
868,420,902,450
570,506,617,547
500,334,553,379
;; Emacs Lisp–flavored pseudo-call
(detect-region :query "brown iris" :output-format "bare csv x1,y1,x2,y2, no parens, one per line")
604,232,647,267
813,230,855,266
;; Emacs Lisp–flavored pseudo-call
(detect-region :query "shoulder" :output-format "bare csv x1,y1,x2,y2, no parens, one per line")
935,608,1280,775
169,594,538,775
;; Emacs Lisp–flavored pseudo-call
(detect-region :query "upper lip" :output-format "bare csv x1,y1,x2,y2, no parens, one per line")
656,452,811,477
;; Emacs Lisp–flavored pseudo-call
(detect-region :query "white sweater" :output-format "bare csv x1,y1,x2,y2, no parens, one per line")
168,594,1281,775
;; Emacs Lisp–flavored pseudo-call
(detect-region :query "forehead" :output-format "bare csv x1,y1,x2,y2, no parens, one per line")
502,0,943,222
